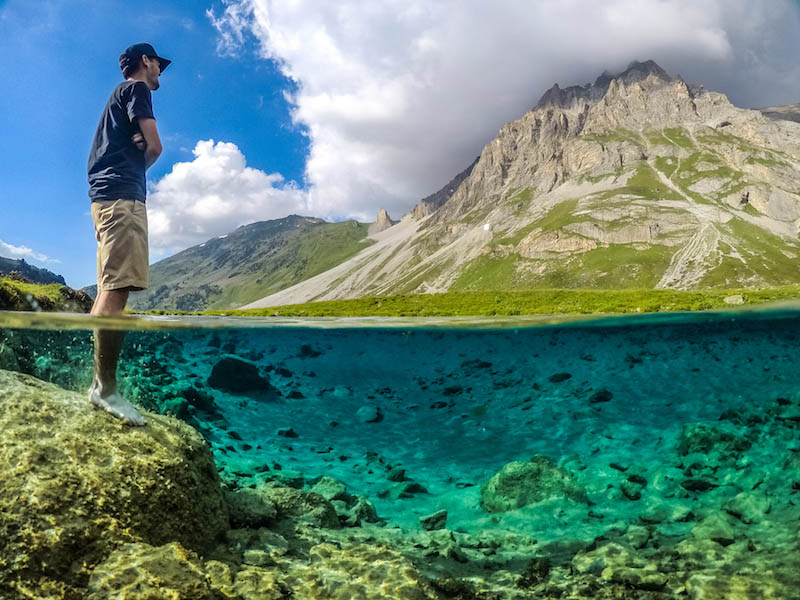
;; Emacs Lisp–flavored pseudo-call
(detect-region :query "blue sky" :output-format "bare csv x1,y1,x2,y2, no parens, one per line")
2,0,800,290
0,0,306,287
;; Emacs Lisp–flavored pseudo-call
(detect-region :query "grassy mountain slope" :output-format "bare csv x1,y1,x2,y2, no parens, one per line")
129,215,372,311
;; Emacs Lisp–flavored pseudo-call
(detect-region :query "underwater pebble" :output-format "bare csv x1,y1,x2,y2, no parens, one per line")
298,344,322,358
420,509,448,531
690,512,736,546
681,478,718,492
356,405,382,423
387,468,407,482
589,388,613,403
207,357,272,394
620,481,644,500
549,372,572,383
724,490,772,524
242,549,273,566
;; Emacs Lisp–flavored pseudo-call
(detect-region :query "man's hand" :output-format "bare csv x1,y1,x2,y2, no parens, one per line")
137,118,162,170
132,132,147,151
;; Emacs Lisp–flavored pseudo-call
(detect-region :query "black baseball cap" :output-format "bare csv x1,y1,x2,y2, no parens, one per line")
119,43,172,75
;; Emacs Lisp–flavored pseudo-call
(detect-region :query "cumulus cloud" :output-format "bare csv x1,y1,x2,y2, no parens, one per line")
0,239,60,264
147,139,307,257
210,0,800,222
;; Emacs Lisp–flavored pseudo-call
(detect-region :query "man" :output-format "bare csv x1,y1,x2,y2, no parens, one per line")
87,43,170,426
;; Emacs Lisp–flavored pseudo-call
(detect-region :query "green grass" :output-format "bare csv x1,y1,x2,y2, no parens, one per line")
653,156,679,178
0,278,90,312
705,218,800,286
581,128,643,145
662,127,695,149
506,187,533,211
448,243,676,292
597,163,683,202
198,286,800,318
696,128,793,162
450,254,524,291
745,155,789,168
493,198,585,248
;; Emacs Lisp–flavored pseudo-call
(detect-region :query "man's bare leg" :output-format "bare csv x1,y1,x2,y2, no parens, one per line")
90,288,146,425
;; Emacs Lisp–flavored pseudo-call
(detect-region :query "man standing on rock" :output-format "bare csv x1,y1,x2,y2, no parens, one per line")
87,43,170,426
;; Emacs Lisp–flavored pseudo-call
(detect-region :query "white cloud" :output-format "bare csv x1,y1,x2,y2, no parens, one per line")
147,139,307,257
0,239,60,264
209,0,800,222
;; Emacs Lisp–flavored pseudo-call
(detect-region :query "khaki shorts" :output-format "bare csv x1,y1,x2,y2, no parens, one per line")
91,199,149,291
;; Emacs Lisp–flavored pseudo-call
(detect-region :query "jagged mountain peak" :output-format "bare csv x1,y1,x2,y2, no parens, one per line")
536,59,677,110
614,59,673,84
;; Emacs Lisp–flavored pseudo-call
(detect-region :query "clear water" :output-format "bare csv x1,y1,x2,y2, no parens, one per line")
2,308,799,596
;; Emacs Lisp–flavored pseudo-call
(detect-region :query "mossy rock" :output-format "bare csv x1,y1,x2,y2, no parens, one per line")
677,422,752,456
259,482,341,529
285,542,440,599
87,542,215,600
480,455,588,513
0,370,229,598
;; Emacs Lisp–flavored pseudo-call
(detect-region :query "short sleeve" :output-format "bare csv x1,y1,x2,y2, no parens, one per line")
126,82,154,122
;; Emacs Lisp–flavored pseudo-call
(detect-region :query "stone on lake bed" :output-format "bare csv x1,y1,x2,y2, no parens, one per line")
225,488,278,528
549,372,572,383
356,405,383,423
589,388,613,403
690,512,736,546
207,356,273,394
420,509,448,530
724,490,772,524
481,455,588,512
677,422,751,456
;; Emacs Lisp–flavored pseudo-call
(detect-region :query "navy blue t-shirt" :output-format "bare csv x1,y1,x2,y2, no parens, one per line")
87,80,154,202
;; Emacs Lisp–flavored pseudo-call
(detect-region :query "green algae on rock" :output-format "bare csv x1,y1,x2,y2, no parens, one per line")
480,456,588,513
0,369,228,599
87,542,215,600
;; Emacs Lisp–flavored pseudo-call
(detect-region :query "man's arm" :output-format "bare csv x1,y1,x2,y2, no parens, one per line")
137,118,162,170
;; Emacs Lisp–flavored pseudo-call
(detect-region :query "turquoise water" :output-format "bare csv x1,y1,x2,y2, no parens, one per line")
1,308,799,597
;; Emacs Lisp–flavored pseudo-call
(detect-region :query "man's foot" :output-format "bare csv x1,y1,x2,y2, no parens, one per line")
88,382,146,426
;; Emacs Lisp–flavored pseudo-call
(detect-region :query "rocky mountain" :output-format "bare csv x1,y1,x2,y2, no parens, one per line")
127,215,372,312
0,256,66,285
368,208,398,235
760,104,800,124
243,60,800,309
410,157,479,219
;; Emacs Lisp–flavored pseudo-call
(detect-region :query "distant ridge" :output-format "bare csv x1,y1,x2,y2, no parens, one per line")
0,256,66,286
127,215,373,312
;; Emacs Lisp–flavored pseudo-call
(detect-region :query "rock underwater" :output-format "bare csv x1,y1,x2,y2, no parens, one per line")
0,369,228,599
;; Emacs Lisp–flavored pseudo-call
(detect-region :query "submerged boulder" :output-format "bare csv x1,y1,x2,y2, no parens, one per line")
0,369,228,598
481,455,588,513
677,422,751,456
208,356,274,394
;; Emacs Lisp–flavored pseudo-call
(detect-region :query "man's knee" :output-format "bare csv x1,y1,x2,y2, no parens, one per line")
92,288,130,316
